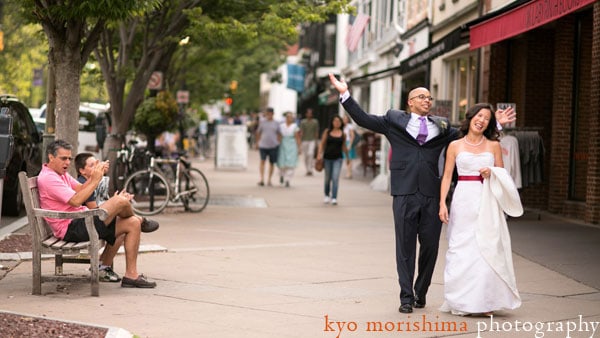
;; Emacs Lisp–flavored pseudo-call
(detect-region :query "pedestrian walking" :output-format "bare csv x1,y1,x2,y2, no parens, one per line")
317,115,348,206
299,108,319,176
342,114,357,179
277,112,302,187
256,107,281,186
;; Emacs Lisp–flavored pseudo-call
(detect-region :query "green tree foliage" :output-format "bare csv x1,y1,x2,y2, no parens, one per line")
0,2,47,108
170,0,351,114
12,0,155,151
0,1,108,108
133,91,178,138
98,0,350,141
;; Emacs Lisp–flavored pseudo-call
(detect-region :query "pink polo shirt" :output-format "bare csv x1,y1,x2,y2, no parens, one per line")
37,164,87,239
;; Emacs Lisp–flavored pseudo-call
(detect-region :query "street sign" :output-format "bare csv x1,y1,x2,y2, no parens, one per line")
147,71,163,90
177,90,190,104
33,68,44,87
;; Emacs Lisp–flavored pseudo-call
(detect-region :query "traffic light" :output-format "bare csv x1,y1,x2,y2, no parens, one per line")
0,31,4,51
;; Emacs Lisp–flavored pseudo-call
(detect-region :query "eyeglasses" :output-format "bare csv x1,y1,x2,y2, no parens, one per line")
57,156,73,161
409,94,434,102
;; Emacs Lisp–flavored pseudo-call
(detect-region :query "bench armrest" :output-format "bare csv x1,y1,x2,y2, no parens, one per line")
33,208,108,244
33,207,109,221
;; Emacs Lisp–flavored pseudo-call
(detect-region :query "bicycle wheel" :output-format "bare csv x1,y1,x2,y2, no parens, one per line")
124,170,170,216
179,168,209,212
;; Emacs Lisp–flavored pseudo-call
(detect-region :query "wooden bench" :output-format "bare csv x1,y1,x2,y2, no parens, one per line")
18,171,108,296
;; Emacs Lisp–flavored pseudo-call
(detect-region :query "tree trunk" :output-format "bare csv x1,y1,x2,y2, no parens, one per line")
53,55,82,154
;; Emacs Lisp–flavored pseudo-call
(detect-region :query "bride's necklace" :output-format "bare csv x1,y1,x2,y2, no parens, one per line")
463,136,484,147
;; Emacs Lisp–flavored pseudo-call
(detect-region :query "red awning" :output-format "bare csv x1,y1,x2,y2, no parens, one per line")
470,0,597,50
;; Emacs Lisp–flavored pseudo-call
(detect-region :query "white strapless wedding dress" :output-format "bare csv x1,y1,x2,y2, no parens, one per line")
440,152,521,315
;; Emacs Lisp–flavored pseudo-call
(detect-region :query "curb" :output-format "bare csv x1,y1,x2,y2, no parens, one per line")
0,216,29,241
0,244,168,261
0,310,133,338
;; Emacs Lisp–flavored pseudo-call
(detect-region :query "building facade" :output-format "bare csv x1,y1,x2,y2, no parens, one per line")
269,0,599,224
474,0,600,223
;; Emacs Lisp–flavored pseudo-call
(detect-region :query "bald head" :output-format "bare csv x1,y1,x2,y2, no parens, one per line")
407,87,433,116
408,87,429,99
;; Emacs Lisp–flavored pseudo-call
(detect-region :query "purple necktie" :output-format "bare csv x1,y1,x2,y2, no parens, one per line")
417,116,428,145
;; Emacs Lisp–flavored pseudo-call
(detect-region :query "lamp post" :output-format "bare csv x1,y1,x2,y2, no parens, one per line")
177,36,190,151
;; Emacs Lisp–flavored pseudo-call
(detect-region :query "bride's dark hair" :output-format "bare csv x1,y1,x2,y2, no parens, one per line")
459,103,500,141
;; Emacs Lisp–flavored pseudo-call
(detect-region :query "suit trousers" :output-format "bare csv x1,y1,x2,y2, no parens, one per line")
392,192,442,305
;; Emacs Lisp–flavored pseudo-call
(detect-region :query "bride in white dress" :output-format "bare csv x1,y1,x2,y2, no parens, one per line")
438,103,521,316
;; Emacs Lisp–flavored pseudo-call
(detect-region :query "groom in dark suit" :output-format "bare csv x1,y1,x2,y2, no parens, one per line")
328,73,514,314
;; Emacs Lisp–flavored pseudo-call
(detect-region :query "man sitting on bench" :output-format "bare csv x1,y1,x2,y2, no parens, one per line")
37,139,158,288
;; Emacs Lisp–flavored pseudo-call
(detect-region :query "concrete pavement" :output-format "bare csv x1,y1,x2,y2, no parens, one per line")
0,150,599,338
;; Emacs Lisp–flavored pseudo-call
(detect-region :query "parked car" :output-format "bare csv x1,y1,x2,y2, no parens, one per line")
36,102,111,158
0,95,43,216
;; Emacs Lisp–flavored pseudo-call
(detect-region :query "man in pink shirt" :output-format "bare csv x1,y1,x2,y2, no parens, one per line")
37,140,158,288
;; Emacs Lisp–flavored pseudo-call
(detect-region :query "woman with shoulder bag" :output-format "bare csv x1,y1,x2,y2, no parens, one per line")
316,115,348,205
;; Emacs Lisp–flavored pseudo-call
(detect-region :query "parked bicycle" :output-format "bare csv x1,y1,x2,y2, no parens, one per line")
112,139,149,191
123,154,209,215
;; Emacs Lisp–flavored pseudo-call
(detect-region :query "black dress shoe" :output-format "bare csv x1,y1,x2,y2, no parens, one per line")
399,304,413,313
141,218,159,233
414,296,426,308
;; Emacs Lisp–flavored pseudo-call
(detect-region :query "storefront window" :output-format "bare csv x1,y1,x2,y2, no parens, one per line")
446,54,477,123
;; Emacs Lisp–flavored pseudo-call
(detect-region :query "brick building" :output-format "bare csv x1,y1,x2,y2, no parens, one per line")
474,1,600,224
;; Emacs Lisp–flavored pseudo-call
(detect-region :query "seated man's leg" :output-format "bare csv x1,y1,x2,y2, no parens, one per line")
97,194,157,288
113,215,141,279
98,235,125,282
63,216,122,282
100,194,137,222
100,194,159,233
100,234,125,267
114,215,156,288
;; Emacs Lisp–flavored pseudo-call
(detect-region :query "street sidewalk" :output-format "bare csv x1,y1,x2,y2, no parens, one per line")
0,149,598,338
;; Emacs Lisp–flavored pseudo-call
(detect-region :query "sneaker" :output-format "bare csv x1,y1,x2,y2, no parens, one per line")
99,266,121,282
323,196,330,204
141,218,159,233
257,181,264,186
121,274,157,288
331,198,337,205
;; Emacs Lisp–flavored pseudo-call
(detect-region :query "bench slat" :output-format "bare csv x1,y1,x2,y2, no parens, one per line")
41,237,61,247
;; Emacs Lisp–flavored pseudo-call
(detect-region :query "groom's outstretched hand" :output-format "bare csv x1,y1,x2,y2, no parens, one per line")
328,73,348,95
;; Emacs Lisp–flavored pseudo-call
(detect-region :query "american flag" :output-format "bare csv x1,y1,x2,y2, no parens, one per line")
346,14,370,52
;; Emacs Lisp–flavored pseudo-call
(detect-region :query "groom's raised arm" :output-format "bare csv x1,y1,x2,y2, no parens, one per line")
328,73,389,135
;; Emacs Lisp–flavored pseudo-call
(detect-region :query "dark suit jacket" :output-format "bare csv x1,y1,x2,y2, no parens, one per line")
342,97,458,197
